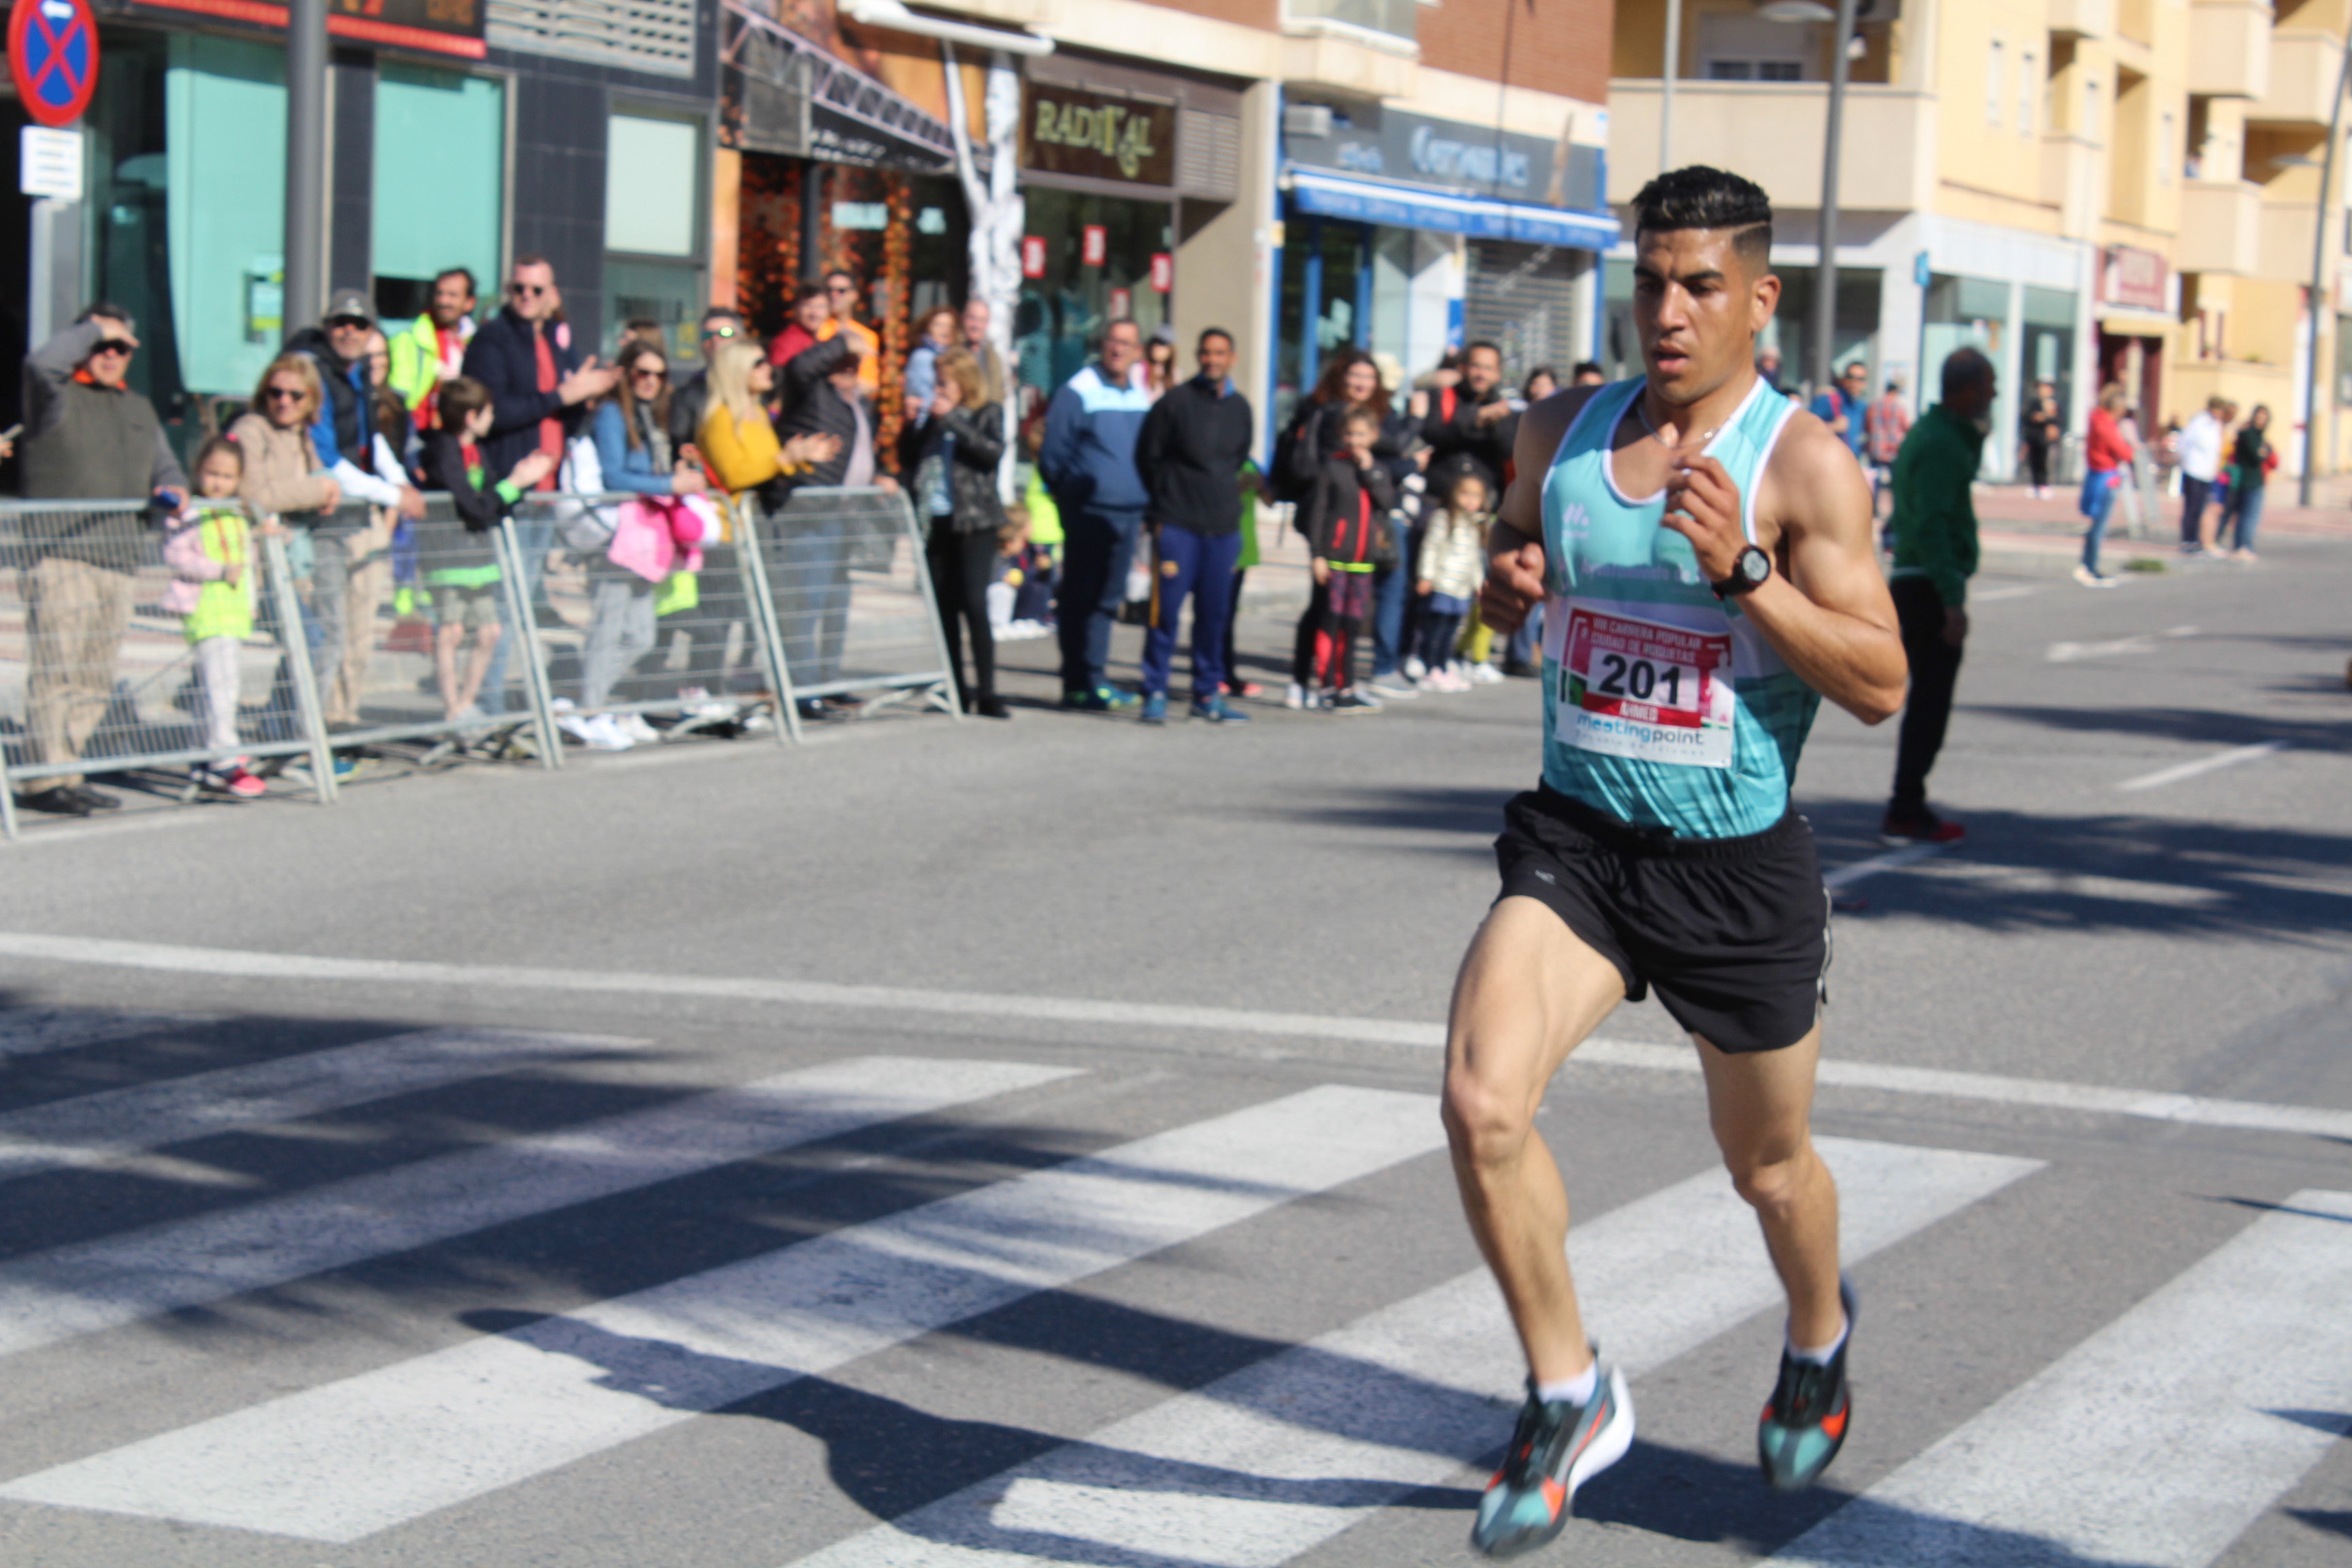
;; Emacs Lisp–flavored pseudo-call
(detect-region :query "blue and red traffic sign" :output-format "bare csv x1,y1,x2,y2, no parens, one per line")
10,0,99,130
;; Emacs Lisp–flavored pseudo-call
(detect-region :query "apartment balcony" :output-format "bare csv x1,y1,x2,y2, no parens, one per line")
2176,180,2264,274
2040,132,2102,241
2187,0,2271,100
1282,0,1418,97
2259,197,2327,283
1606,80,1935,212
2048,0,2110,41
2248,30,2346,129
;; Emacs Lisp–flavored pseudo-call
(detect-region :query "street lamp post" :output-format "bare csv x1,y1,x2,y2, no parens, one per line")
1757,0,1861,396
1662,0,1681,172
282,0,327,338
2298,15,2352,506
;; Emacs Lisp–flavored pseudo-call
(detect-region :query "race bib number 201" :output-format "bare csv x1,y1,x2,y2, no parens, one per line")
1553,603,1735,769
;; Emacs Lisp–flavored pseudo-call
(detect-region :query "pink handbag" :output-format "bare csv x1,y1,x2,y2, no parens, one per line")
605,501,676,583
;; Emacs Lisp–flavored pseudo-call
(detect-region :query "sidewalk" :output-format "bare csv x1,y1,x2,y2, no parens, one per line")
1965,476,2352,576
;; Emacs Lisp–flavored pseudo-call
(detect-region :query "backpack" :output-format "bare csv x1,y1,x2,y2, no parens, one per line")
1271,402,1325,504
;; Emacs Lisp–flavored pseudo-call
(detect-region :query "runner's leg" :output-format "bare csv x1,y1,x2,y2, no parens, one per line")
1443,896,1628,1381
1696,1024,1844,1347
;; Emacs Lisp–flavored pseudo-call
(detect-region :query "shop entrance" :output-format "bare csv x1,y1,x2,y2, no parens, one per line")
1013,186,1172,418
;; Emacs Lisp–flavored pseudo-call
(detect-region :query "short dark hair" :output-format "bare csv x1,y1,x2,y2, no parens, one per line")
793,285,827,308
1631,165,1774,270
437,374,492,429
193,434,244,474
1463,341,1503,365
511,254,552,275
434,267,478,297
1940,347,1993,399
1100,318,1141,347
77,301,133,329
1571,361,1603,380
1198,327,1234,350
702,306,743,329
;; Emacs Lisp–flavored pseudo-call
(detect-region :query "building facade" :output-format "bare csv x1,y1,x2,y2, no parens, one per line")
1606,0,2352,480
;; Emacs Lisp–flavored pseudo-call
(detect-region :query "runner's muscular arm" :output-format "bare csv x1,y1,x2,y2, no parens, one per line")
1662,414,1907,724
1480,385,1602,634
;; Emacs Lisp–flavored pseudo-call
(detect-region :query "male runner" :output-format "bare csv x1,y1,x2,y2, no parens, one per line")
1444,167,1907,1558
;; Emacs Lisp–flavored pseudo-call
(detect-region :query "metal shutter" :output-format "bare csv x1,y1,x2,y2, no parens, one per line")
1465,241,1580,384
488,0,696,77
1176,109,1241,201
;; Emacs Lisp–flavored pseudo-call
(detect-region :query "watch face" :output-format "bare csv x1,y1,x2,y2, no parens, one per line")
1741,546,1770,584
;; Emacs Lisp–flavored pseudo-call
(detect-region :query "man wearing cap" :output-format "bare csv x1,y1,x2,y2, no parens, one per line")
285,289,426,712
12,304,188,816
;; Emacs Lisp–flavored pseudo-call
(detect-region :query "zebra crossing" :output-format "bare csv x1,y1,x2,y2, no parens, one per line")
0,1008,2345,1566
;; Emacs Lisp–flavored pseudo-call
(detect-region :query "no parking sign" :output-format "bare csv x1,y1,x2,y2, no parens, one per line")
10,0,99,129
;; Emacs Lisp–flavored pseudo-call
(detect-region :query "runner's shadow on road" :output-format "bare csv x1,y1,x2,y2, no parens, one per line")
1262,785,1512,854
1961,701,2347,752
1801,802,2352,943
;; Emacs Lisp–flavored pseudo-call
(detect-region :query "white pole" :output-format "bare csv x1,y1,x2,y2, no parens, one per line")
1661,0,1682,172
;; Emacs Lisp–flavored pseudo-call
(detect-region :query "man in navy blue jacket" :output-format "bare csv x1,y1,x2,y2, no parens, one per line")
459,257,616,485
1039,318,1151,710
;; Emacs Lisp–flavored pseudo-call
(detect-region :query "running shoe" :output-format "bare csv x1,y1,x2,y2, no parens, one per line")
1468,662,1505,685
1880,807,1965,845
1369,676,1420,700
1225,679,1264,699
1139,693,1169,725
1284,682,1310,710
1758,1278,1857,1492
1190,695,1252,724
1062,686,1139,712
1471,1362,1634,1558
1329,689,1381,713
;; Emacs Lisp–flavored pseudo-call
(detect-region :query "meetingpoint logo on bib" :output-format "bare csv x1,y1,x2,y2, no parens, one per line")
1558,604,1736,769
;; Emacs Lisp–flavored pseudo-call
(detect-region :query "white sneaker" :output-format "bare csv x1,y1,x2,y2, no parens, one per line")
551,696,578,715
556,713,597,745
1401,655,1427,682
2072,565,2114,588
1369,676,1420,700
583,713,634,751
1425,667,1471,693
1285,681,1309,710
1468,662,1505,685
619,713,661,743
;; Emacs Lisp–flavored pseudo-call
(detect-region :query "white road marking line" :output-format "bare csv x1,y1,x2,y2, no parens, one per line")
0,1056,1076,1361
1769,1188,2352,1568
2046,624,2200,664
0,1027,636,1184
784,1138,2041,1568
1965,586,2040,603
2116,739,2287,793
1820,842,1948,889
0,1085,1446,1542
1,934,2347,1141
0,1008,207,1061
3,811,226,849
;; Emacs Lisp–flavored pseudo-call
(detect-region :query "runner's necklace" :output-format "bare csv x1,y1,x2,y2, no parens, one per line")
1635,395,1719,451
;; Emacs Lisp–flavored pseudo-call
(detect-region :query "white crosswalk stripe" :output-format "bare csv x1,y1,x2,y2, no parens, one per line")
0,1007,206,1060
0,1026,636,1183
1767,1187,2352,1568
0,1054,1079,1360
781,1137,2042,1568
0,1083,1448,1543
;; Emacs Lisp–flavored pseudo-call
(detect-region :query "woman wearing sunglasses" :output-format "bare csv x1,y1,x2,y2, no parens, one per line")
229,355,345,525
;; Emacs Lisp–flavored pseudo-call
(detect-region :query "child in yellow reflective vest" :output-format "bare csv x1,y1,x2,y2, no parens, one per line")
162,436,272,798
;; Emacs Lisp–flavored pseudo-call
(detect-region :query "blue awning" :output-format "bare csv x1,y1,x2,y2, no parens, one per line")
1286,167,1619,250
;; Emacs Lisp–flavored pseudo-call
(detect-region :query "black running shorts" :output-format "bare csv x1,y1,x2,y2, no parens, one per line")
1493,784,1831,1055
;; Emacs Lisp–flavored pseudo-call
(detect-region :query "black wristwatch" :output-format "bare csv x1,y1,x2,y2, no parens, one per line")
1712,545,1771,599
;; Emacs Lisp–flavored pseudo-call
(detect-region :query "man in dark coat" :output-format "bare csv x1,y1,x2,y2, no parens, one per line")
1420,339,1515,493
1133,328,1254,725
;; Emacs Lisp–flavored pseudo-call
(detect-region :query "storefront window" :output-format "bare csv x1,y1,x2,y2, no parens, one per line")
1013,186,1172,414
91,31,190,419
602,112,702,363
1272,216,1367,424
374,65,504,326
163,33,288,406
2022,283,2075,430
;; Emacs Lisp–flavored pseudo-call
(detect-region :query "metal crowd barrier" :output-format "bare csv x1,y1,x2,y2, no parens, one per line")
312,497,559,768
508,490,786,749
0,485,962,840
0,499,338,840
745,485,960,738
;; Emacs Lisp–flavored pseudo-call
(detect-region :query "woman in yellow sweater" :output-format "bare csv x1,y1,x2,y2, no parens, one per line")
683,344,836,698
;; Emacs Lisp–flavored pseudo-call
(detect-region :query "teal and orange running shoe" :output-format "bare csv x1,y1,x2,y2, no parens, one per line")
1471,1358,1634,1558
1758,1277,1857,1491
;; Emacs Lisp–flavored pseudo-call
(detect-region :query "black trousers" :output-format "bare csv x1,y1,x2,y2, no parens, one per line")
926,525,998,706
2022,440,2051,489
1890,575,1964,811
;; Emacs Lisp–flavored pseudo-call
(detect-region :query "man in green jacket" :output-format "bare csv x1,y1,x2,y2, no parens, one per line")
1883,346,1993,845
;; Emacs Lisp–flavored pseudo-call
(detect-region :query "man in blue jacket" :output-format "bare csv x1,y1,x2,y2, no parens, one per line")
1039,318,1151,710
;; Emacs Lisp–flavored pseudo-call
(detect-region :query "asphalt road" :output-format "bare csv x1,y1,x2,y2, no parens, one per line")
0,536,2346,1568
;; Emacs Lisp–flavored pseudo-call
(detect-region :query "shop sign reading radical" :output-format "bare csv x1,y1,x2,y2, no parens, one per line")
1023,82,1177,187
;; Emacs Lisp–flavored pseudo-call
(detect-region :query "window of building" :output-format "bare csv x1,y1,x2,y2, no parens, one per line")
1697,16,1811,82
488,0,694,78
2159,110,2175,184
163,33,288,402
604,112,705,362
2020,52,2036,135
373,65,504,326
1987,39,2004,127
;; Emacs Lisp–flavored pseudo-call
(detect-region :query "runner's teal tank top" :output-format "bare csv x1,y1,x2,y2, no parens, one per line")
1538,376,1820,839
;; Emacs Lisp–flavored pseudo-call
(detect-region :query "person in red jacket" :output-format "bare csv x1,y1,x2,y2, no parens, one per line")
2076,380,2136,586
